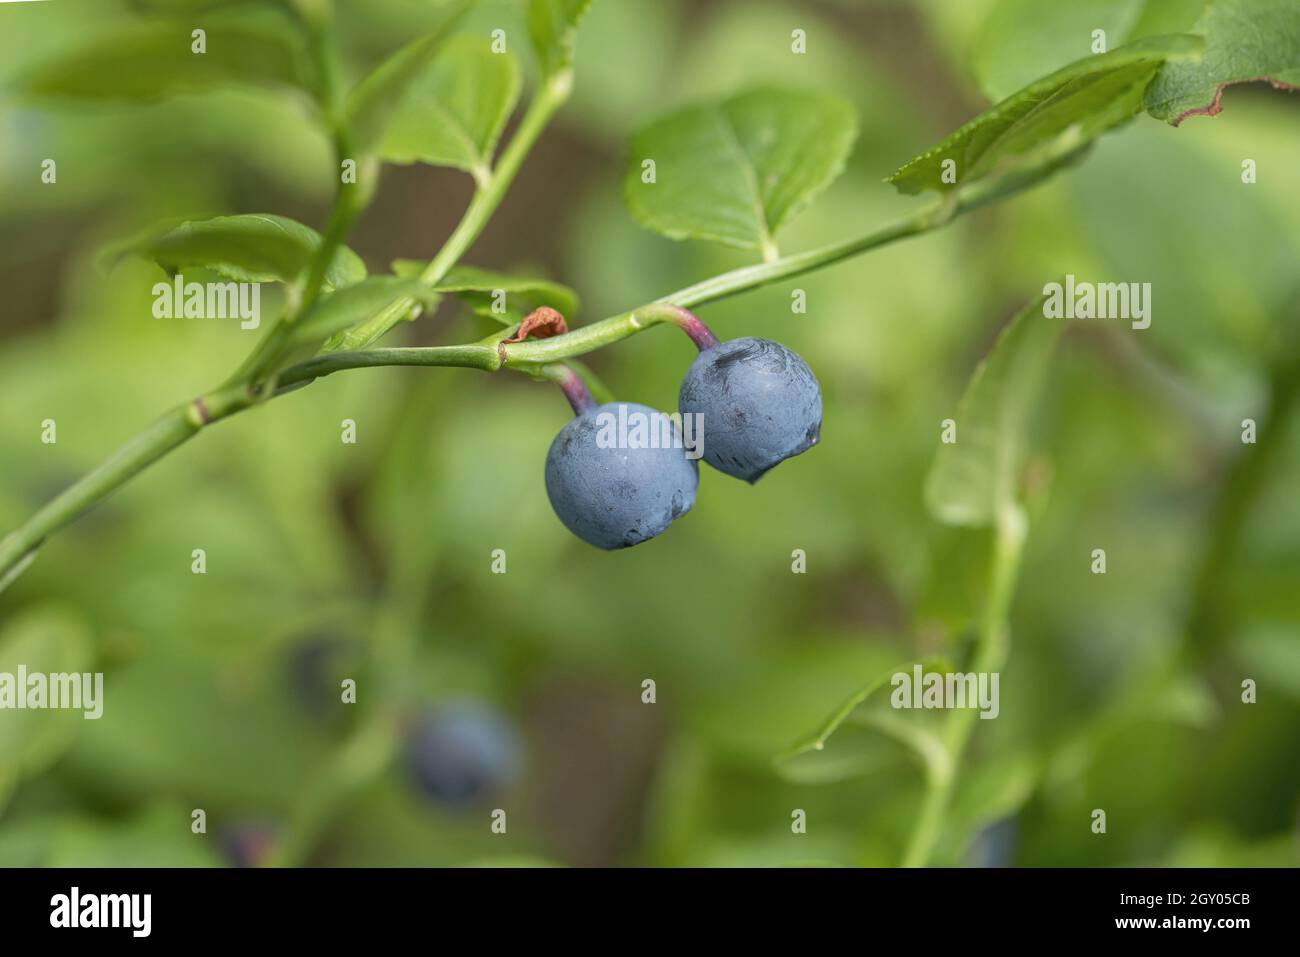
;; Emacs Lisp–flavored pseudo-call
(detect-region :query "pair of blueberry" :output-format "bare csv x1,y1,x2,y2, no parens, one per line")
545,325,823,550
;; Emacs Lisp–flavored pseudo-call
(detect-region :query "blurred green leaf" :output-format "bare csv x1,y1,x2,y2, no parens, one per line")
950,751,1038,832
19,19,310,102
64,649,324,806
924,290,1062,527
111,214,367,289
1146,0,1300,123
528,0,594,78
133,0,280,10
971,0,1148,102
392,260,579,324
1127,0,1207,35
0,608,94,805
1236,626,1300,700
888,35,1201,195
375,35,521,178
778,658,952,785
625,88,858,256
344,4,473,156
290,276,439,347
46,804,225,867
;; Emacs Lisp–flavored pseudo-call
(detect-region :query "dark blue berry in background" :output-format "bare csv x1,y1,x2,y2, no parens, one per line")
545,402,698,549
678,337,822,483
403,701,522,808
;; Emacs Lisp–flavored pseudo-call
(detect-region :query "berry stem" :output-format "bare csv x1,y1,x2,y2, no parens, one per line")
540,363,597,414
635,303,719,351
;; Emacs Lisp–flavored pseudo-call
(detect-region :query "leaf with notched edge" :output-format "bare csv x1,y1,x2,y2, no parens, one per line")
529,0,595,78
625,88,858,255
1145,0,1300,124
375,35,521,178
344,2,474,157
888,35,1201,195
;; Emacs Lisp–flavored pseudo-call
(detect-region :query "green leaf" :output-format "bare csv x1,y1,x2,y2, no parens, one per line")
529,0,595,78
778,658,953,786
924,290,1063,527
375,35,522,179
1145,0,1300,124
344,4,473,157
887,35,1202,195
114,214,367,289
19,19,310,102
625,88,858,256
290,276,440,347
0,608,94,806
392,261,579,325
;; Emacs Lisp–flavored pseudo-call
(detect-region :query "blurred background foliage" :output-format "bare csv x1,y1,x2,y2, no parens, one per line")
0,0,1297,867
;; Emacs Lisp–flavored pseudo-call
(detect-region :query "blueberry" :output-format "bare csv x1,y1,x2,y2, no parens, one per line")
678,337,822,482
403,701,521,808
544,402,698,549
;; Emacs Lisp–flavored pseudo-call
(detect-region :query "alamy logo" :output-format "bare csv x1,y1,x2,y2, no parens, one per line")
0,666,103,719
152,273,261,329
594,405,704,460
50,887,151,938
890,664,1000,719
1042,273,1151,329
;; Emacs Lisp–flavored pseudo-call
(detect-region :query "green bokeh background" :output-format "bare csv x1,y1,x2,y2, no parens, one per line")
0,0,1297,867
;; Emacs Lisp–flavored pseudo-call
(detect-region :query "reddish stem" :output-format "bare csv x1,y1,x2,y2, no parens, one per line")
546,364,596,414
644,303,719,351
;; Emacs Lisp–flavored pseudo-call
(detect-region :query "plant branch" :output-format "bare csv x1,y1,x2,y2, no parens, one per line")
901,505,1027,868
228,9,371,386
0,168,1032,586
0,383,259,582
499,199,956,368
326,74,574,353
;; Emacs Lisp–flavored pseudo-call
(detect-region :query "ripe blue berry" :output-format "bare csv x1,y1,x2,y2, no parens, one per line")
678,337,822,482
402,701,521,808
545,402,698,549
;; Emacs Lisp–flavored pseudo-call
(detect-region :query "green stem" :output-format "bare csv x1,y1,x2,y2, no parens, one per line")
280,342,501,386
328,74,574,353
901,504,1027,868
267,707,400,867
500,201,953,367
0,383,259,582
229,7,369,386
